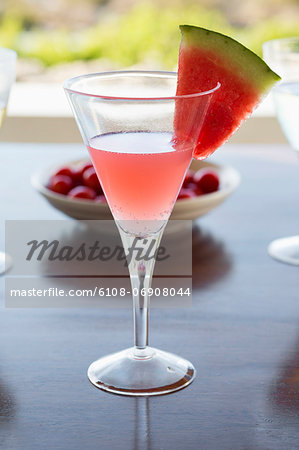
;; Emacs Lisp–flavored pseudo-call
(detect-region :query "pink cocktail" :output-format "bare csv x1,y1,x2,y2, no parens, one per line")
64,71,219,396
88,132,193,223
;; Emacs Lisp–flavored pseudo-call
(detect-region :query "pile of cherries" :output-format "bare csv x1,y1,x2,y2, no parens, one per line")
178,168,220,199
48,162,106,202
48,161,220,202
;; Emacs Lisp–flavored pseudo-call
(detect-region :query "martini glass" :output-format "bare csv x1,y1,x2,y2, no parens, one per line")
263,38,299,265
0,48,17,274
64,71,220,396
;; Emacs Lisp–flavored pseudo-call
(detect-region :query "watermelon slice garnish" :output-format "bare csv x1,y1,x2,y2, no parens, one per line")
176,25,281,160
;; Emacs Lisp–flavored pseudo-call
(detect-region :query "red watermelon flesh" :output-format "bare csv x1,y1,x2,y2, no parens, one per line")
175,26,280,160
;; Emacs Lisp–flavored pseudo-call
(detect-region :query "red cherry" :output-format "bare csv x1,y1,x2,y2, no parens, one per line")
182,181,204,196
83,167,103,193
53,166,74,179
183,170,195,188
177,188,196,200
68,186,96,200
194,186,204,196
95,195,107,203
71,169,83,185
50,175,73,195
81,162,93,174
194,170,220,194
72,162,93,184
183,182,197,190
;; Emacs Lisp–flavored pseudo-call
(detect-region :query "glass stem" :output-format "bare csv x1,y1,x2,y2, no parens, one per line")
118,225,165,358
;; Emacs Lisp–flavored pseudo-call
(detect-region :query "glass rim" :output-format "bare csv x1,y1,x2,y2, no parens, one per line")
273,80,299,92
263,36,299,48
0,47,17,61
63,70,221,101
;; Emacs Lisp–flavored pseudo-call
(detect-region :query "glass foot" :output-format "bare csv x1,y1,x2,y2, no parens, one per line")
0,251,12,275
268,235,299,265
87,347,196,396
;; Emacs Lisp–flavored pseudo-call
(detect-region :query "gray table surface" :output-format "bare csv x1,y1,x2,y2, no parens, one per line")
0,142,298,450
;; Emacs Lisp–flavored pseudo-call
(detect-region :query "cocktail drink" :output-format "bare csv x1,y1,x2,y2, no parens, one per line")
65,71,219,395
263,38,299,265
0,48,17,274
64,26,279,396
88,131,193,233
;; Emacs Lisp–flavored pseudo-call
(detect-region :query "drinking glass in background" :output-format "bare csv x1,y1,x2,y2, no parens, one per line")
0,48,17,274
263,38,299,265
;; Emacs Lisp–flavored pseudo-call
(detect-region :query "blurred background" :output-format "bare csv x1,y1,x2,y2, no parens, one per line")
0,0,297,143
0,0,298,82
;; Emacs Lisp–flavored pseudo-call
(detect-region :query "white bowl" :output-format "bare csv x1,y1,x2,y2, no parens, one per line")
31,159,240,221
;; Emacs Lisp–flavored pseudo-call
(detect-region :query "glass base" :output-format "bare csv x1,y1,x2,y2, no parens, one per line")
0,251,12,275
268,235,299,266
87,347,196,396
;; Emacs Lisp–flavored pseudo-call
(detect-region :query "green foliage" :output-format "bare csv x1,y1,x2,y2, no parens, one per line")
236,19,299,55
0,2,298,68
0,12,23,48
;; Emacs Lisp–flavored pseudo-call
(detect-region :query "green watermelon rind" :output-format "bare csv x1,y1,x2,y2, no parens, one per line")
179,25,281,92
